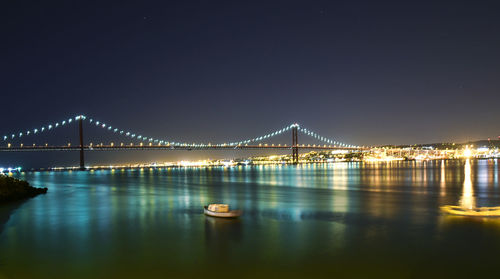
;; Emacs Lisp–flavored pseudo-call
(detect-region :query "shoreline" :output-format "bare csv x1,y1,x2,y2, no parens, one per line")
3,157,497,174
0,175,48,203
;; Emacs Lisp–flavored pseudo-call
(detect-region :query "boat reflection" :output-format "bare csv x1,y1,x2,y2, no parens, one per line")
441,159,500,217
204,216,242,253
460,159,475,209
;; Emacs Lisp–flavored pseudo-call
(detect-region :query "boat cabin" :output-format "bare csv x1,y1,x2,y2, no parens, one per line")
208,204,229,213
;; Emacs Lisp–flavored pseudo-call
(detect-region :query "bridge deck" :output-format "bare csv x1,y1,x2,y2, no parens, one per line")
0,145,366,152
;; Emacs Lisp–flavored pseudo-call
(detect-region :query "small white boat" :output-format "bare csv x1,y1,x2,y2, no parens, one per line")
204,204,242,218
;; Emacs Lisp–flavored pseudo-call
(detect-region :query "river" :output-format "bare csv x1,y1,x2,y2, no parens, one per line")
1,160,500,278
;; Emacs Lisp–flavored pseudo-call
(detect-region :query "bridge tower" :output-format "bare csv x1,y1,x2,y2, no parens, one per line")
79,116,85,170
292,124,299,164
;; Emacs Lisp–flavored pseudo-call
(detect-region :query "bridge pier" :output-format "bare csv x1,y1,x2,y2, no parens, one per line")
79,116,85,170
292,125,298,164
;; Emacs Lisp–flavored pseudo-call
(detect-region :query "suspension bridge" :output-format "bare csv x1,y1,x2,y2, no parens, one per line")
0,115,365,169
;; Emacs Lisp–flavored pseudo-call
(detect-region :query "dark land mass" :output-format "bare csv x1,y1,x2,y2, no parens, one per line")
0,175,47,203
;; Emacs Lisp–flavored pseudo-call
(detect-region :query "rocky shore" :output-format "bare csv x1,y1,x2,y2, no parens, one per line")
0,175,47,203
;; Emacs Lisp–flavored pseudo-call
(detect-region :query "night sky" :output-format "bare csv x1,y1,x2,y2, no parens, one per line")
2,1,500,166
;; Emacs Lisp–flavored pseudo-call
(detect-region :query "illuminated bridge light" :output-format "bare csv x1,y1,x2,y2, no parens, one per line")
2,114,360,150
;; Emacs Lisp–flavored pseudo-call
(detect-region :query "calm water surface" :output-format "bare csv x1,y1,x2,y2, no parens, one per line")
2,160,500,278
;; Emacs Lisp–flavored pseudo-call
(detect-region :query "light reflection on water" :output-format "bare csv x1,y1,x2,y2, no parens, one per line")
460,159,475,209
1,160,500,278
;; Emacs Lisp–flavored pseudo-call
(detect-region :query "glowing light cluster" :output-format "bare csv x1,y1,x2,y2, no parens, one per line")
463,146,472,158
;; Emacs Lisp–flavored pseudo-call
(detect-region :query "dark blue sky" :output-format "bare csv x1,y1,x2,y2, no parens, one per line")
2,0,500,164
